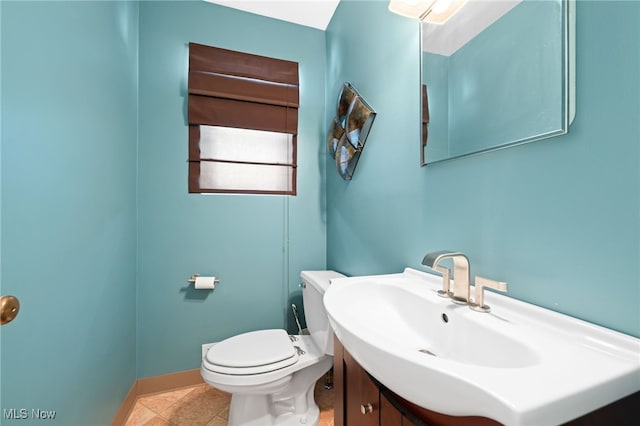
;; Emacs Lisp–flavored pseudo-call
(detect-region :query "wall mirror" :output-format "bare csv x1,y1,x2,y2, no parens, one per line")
420,0,575,165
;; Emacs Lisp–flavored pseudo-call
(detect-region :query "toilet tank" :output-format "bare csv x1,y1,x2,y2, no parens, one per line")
300,270,345,356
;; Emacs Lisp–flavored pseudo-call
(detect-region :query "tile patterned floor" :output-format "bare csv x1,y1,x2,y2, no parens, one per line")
124,378,334,426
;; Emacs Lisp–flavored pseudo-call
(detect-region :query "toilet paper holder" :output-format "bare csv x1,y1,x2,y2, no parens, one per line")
187,274,220,284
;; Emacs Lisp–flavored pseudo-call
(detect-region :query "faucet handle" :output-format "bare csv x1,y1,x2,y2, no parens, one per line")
470,276,508,313
434,266,453,298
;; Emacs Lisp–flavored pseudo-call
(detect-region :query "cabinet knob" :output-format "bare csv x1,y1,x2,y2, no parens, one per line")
360,402,374,415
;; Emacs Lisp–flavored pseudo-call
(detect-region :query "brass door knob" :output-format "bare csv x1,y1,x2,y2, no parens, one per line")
1,295,20,325
360,403,373,415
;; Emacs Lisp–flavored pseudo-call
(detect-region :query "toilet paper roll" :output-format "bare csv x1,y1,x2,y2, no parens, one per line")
194,276,216,290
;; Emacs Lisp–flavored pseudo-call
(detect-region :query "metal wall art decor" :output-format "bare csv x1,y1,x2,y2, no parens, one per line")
326,83,376,180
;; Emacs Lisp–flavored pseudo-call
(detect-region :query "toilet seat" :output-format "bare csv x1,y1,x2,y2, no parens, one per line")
205,329,299,375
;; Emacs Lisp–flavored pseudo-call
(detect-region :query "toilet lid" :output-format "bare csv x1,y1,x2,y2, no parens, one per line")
205,329,298,374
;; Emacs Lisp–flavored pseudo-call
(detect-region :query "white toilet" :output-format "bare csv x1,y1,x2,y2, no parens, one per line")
201,270,345,426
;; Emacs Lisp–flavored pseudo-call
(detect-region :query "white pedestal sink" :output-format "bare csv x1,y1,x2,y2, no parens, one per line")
323,268,640,425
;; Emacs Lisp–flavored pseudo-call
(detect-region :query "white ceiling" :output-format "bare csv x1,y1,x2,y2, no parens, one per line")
204,0,521,56
204,0,341,30
422,0,522,56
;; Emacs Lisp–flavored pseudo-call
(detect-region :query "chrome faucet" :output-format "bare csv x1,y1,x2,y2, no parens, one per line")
422,251,509,312
422,251,471,304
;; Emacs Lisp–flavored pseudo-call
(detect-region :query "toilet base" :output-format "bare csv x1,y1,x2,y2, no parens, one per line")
227,391,320,426
225,356,332,426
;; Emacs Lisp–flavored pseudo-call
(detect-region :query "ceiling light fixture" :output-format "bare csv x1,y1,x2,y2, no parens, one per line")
388,0,468,24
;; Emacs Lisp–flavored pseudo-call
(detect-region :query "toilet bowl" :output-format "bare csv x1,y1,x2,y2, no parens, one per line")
200,270,345,426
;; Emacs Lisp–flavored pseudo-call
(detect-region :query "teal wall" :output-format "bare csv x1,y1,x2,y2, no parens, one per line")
1,1,138,425
1,0,327,421
136,1,327,377
326,0,639,338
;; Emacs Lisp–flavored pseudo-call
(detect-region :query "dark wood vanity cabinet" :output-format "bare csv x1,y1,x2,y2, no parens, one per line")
336,337,419,426
333,337,639,426
344,349,379,426
333,337,496,426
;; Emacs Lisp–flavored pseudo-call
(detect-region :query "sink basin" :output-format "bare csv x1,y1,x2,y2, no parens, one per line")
324,268,640,425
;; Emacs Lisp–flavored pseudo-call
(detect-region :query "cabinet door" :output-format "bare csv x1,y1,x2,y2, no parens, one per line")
380,393,402,426
345,351,380,426
381,392,421,426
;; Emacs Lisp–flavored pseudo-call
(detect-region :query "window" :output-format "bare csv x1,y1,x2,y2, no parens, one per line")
187,43,299,195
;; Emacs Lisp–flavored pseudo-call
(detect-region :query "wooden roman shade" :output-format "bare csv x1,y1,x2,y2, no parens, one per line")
188,42,299,194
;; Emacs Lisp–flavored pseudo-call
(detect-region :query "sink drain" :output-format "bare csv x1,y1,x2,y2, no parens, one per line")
418,349,437,357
